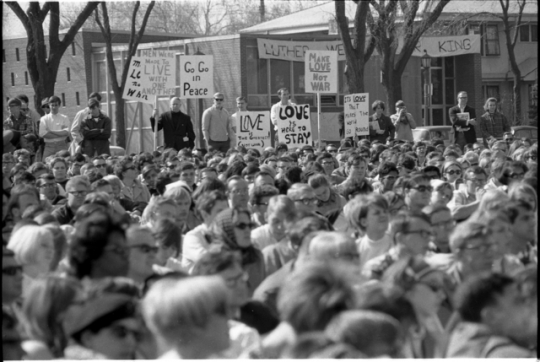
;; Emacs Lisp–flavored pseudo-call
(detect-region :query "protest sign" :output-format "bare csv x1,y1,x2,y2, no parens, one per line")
122,51,176,104
234,111,271,152
179,56,214,99
343,93,369,136
305,51,338,94
276,104,312,149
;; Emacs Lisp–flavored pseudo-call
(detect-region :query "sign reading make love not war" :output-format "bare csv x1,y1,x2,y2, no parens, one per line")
344,93,370,136
122,50,176,104
234,111,271,152
305,51,337,94
276,104,312,149
179,56,214,99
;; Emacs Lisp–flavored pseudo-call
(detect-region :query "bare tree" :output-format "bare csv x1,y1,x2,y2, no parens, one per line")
367,0,450,114
334,0,376,93
5,2,99,115
94,1,155,148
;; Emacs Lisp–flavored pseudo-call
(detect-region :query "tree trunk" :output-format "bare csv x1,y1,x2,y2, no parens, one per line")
259,0,265,22
114,91,126,147
513,74,522,126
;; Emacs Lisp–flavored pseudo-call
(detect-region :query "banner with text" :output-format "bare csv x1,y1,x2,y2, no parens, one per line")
276,104,312,149
179,56,214,99
344,93,369,136
257,38,346,62
400,34,481,57
234,111,271,152
122,50,176,104
305,51,338,94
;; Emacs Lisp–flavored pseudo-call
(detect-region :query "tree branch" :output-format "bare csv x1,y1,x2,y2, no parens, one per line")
58,2,100,54
5,2,32,35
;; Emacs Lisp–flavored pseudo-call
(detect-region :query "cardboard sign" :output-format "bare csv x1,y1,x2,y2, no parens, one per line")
122,50,176,104
276,104,312,149
305,51,337,94
344,93,370,136
234,111,271,152
179,56,214,99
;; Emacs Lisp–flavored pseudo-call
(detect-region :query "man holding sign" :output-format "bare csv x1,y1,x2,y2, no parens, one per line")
150,97,195,151
270,88,295,143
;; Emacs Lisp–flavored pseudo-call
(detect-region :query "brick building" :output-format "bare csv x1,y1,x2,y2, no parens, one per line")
2,28,195,121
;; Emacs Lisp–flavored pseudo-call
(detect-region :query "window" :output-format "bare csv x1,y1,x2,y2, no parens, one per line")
483,85,500,101
11,73,15,86
25,71,28,85
62,93,66,107
72,42,76,56
520,24,538,42
468,24,500,56
16,48,19,61
76,92,80,106
67,67,71,82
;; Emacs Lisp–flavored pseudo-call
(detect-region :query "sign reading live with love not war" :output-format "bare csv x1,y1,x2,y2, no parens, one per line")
179,56,214,99
305,51,337,94
276,104,312,149
122,50,176,104
344,93,370,136
234,111,271,152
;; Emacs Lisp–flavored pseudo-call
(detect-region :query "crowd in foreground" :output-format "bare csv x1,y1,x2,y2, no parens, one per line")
2,103,538,359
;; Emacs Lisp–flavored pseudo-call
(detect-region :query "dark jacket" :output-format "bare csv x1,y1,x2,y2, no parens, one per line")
81,112,112,156
150,111,195,151
369,113,395,144
52,203,75,225
448,105,477,145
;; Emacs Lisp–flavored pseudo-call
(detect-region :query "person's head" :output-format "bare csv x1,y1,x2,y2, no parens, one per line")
241,164,259,184
125,226,157,283
390,211,432,256
142,276,231,358
2,247,23,304
346,154,367,179
287,183,317,213
50,157,68,181
307,173,332,203
277,87,290,102
450,221,497,274
492,139,508,154
463,166,488,195
249,184,279,223
300,232,360,272
430,179,453,206
213,92,225,108
442,160,463,183
522,145,537,167
48,95,61,114
7,184,40,222
152,217,182,265
498,160,528,186
36,174,57,201
317,152,335,175
64,293,139,359
210,207,254,251
68,154,86,176
348,194,389,237
177,162,196,186
402,173,432,211
226,176,249,209
12,171,36,187
378,162,399,191
69,211,129,279
113,157,138,182
422,204,454,252
102,175,123,199
8,225,55,277
235,96,247,111
457,91,468,105
262,195,297,242
92,157,108,176
169,97,181,113
163,184,191,224
372,100,385,116
454,272,527,340
508,181,537,212
192,250,249,309
65,176,91,212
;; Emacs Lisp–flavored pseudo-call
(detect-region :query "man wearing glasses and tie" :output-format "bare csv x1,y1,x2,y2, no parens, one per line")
202,92,235,153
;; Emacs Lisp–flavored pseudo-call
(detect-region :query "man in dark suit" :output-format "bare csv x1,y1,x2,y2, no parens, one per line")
448,91,477,150
150,97,195,151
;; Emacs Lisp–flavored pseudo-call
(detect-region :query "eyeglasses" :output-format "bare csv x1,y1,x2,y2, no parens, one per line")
129,244,158,254
327,149,337,153
403,229,434,239
39,183,56,189
383,175,397,181
95,164,106,168
20,108,29,112
230,189,248,195
293,197,317,205
505,138,514,142
215,98,224,101
410,185,433,193
67,190,88,197
125,166,137,170
445,169,461,176
322,161,334,166
2,266,23,276
509,172,525,179
460,242,497,253
224,271,249,288
235,222,255,230
466,177,487,185
525,156,537,161
109,325,142,341
42,105,50,109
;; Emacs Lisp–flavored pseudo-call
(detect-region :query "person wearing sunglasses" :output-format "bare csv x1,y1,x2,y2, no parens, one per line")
150,97,195,152
202,92,235,153
125,226,158,285
441,161,463,191
402,173,433,213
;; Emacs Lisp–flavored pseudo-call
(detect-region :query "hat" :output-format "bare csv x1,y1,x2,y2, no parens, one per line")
7,98,21,107
259,164,277,179
63,293,136,338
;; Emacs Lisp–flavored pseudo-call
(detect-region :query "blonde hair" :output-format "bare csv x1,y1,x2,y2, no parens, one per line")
8,225,53,267
141,196,178,226
302,231,357,262
142,275,230,343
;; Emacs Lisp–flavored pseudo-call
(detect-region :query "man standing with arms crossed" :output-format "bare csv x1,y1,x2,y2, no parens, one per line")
449,91,477,151
151,97,195,151
39,96,71,160
270,88,295,144
202,92,234,153
70,92,103,155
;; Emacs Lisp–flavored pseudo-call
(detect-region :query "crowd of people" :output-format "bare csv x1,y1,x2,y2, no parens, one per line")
2,90,538,359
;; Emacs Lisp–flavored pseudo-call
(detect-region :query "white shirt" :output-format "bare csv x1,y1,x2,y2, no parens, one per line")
39,113,70,143
270,101,295,131
181,224,210,272
357,232,393,271
251,224,277,251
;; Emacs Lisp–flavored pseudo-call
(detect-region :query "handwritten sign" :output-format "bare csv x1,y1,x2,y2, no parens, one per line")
344,93,369,136
179,56,214,99
276,104,312,149
122,50,176,104
397,35,481,57
305,51,337,94
234,111,271,152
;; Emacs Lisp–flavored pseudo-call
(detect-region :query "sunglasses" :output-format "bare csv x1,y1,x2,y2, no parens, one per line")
68,190,88,197
509,172,525,179
129,244,159,254
109,325,142,341
445,169,461,176
294,197,318,206
215,98,224,101
2,266,23,276
328,149,337,153
42,105,50,109
410,185,433,193
235,222,255,230
21,108,29,112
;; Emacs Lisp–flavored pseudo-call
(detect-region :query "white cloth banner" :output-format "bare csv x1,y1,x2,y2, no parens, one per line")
257,38,346,61
405,34,482,57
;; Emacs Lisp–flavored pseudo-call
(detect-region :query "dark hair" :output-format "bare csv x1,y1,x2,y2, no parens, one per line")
378,162,398,177
372,100,385,111
195,190,228,216
89,92,102,102
250,184,279,206
87,98,100,109
153,217,182,258
289,215,333,249
192,249,241,276
454,272,514,323
192,178,227,202
48,95,61,105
